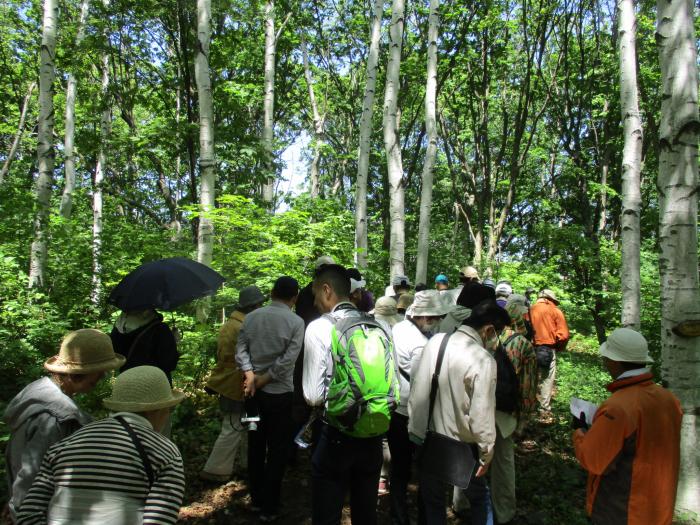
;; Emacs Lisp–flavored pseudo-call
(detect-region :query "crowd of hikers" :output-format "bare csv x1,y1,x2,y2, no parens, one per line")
3,257,684,525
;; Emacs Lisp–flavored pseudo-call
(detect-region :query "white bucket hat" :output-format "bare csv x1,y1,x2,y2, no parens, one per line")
104,365,185,412
600,328,653,363
44,329,125,374
314,255,335,269
406,290,450,317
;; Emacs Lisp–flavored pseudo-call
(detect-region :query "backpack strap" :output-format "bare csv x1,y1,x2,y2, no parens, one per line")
502,332,521,348
115,416,155,488
124,320,162,362
426,333,452,432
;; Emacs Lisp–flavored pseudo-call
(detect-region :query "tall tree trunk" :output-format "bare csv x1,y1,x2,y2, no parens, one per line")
28,0,58,289
656,0,700,517
383,0,405,280
415,0,439,286
618,0,643,330
91,48,111,306
261,0,276,206
0,82,36,184
354,0,383,270
59,0,90,219
300,35,324,198
195,0,215,268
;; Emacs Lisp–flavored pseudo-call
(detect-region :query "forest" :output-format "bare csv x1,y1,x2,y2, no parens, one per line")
0,0,698,522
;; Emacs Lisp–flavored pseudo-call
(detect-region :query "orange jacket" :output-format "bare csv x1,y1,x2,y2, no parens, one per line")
573,372,682,525
529,298,569,349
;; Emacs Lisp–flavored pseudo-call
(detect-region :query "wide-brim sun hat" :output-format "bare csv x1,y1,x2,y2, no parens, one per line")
314,255,335,269
459,266,479,279
373,296,398,316
539,289,559,304
237,285,266,309
375,313,401,327
600,328,653,363
406,290,450,317
104,365,185,412
44,329,126,374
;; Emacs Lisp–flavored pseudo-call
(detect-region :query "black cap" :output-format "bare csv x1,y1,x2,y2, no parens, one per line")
271,276,299,300
466,299,511,330
457,282,496,309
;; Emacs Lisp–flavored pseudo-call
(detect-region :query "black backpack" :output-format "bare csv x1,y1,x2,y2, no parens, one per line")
494,335,520,414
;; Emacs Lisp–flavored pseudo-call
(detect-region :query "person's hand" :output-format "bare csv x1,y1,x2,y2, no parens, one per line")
253,373,271,390
243,371,256,397
571,411,588,430
475,463,490,477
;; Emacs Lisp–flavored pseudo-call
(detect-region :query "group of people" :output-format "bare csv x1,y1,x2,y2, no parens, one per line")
3,256,684,525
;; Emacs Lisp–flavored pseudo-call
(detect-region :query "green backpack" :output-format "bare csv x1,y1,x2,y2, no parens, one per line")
324,313,400,438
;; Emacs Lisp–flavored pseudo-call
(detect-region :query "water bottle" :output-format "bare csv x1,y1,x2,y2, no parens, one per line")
241,397,260,431
294,411,319,449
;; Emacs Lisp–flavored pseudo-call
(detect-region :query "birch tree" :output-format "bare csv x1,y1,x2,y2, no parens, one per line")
354,0,383,269
618,0,642,330
383,0,405,280
415,0,439,286
0,82,35,184
656,0,700,516
195,0,215,270
28,0,58,289
261,0,277,205
91,8,111,305
59,0,90,219
300,35,324,199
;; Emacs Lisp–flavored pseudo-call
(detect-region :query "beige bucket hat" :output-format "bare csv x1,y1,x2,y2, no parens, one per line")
406,290,450,317
104,365,185,412
539,289,559,304
600,328,653,363
44,329,125,374
372,296,401,326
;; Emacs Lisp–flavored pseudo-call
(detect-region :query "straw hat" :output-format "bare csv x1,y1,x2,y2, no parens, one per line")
44,329,125,374
104,366,185,412
406,290,450,317
600,328,653,363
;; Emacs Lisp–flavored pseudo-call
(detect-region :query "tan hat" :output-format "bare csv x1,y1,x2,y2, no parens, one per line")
44,329,125,374
373,296,398,316
459,266,480,280
104,365,185,412
539,289,559,303
396,293,415,311
314,255,335,269
406,290,450,317
600,328,653,363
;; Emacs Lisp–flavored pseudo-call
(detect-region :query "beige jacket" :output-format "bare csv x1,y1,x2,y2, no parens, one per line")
408,325,497,465
206,311,246,400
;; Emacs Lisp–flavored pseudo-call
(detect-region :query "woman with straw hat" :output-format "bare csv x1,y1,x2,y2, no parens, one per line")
17,366,186,524
3,329,124,523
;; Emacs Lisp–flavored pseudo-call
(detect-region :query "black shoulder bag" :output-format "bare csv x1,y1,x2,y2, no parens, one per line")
417,333,477,489
115,416,155,488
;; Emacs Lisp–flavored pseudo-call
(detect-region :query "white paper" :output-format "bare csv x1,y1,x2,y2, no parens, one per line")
570,397,598,424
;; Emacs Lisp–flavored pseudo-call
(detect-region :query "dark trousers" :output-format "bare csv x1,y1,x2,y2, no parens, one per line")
247,390,295,515
387,413,414,525
311,422,383,525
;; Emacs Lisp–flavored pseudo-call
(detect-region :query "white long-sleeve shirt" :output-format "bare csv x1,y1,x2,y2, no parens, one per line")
392,319,428,416
408,325,497,466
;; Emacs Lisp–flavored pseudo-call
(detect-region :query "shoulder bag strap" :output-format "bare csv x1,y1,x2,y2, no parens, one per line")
426,333,452,432
125,320,161,362
115,416,155,488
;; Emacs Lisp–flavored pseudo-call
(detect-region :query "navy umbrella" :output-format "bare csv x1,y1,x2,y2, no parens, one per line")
108,257,225,311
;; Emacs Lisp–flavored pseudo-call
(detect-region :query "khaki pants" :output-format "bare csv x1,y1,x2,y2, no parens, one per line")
489,426,516,523
538,350,557,411
203,410,248,476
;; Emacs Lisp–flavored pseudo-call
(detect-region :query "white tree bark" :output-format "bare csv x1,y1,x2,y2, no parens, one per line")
195,0,216,269
354,0,384,270
91,46,111,305
618,0,642,330
415,0,439,286
656,0,700,517
0,82,36,184
261,0,276,205
28,0,58,289
300,35,324,199
383,0,405,280
59,0,90,219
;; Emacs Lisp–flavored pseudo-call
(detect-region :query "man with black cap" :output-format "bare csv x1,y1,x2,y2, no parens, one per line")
236,277,305,521
201,285,266,482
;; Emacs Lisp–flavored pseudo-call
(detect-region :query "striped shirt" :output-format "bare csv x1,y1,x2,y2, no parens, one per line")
17,412,185,525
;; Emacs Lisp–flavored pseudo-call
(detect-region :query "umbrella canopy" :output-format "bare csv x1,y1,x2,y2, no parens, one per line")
108,257,225,311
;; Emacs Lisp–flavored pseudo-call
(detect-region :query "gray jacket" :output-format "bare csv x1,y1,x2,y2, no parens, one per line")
438,305,471,334
3,377,91,521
